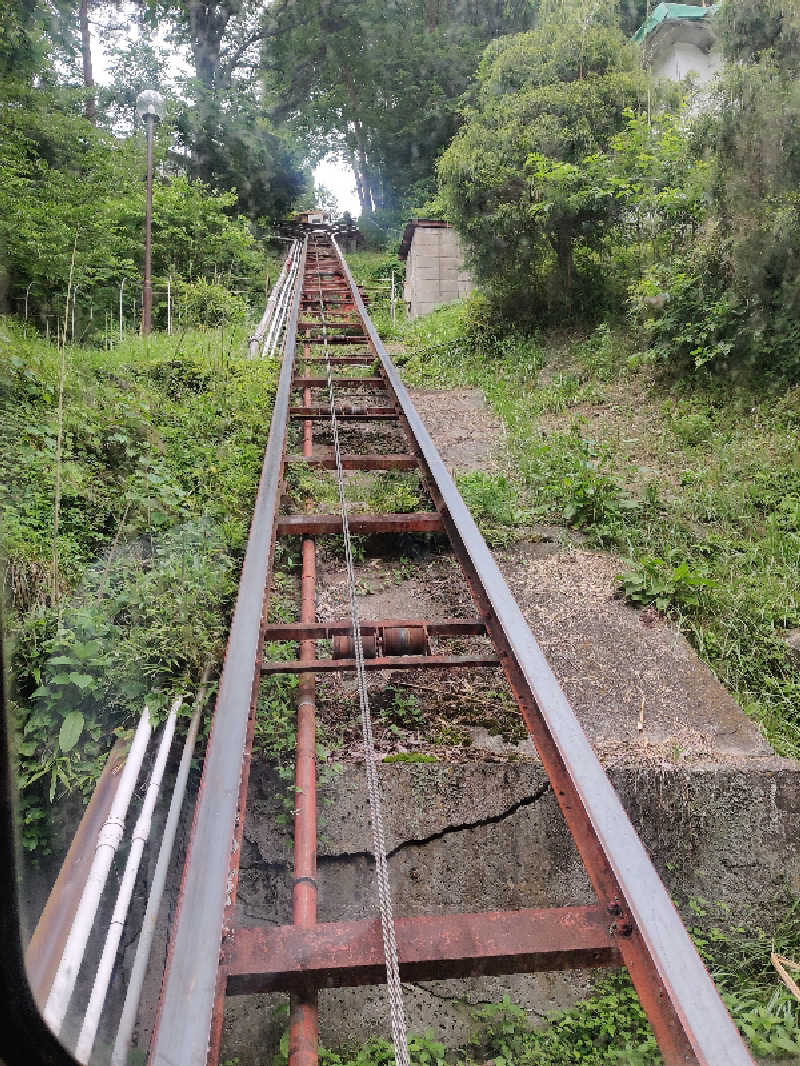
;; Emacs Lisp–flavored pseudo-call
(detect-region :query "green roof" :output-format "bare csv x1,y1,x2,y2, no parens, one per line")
633,3,720,44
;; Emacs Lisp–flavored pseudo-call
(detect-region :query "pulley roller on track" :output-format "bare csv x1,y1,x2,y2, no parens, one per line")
332,633,377,659
382,626,427,656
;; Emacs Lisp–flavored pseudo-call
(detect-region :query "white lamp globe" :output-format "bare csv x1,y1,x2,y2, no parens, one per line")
135,89,166,123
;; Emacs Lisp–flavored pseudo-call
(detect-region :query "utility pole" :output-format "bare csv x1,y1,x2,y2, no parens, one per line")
135,90,166,335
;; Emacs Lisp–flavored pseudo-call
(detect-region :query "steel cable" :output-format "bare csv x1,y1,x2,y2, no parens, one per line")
312,239,410,1066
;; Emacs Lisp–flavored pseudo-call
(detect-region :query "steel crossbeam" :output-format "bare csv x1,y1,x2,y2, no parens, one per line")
222,906,619,995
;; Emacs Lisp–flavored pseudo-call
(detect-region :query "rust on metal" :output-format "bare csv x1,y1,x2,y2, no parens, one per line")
276,512,443,536
261,653,500,674
262,619,487,641
289,406,397,420
332,633,377,660
223,906,619,994
292,377,384,388
383,625,427,657
285,454,419,471
300,356,376,365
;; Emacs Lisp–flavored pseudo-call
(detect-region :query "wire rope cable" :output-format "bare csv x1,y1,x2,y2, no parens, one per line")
313,238,410,1066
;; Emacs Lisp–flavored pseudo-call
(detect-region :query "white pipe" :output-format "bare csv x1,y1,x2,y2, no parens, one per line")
110,688,206,1066
119,279,125,342
262,246,295,357
266,244,300,358
75,699,181,1063
249,248,294,358
265,241,299,357
261,244,296,357
167,277,172,336
44,708,152,1036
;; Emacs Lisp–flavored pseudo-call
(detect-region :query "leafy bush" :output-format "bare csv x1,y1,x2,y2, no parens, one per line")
3,322,278,851
617,555,716,613
177,279,249,328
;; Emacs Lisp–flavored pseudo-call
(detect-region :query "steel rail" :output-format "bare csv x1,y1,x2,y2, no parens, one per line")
149,238,308,1066
330,236,754,1066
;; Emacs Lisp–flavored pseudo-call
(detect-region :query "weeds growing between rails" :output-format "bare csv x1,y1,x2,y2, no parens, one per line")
390,298,800,761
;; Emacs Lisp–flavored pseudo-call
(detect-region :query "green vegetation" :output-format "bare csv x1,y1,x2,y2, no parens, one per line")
264,0,541,229
394,300,800,759
436,0,800,380
1,317,278,850
438,10,651,322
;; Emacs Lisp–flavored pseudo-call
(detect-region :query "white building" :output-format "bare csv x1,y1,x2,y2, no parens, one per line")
634,3,721,86
398,220,474,320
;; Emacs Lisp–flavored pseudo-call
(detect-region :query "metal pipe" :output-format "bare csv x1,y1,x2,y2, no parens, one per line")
265,258,295,358
76,699,181,1063
111,688,205,1066
44,707,153,1036
249,243,295,358
25,739,128,1009
142,115,155,335
267,244,302,358
263,247,295,357
288,330,319,1066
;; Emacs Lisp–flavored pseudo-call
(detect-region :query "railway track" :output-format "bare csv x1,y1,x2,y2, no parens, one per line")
27,232,756,1066
148,232,755,1066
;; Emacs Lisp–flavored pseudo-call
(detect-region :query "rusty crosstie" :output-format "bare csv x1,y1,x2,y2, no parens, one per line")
148,233,756,1066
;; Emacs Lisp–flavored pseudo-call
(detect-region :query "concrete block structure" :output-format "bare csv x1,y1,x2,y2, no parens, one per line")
634,3,722,88
399,219,474,319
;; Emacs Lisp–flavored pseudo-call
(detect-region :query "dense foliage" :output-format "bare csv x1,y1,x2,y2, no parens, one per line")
263,0,541,229
438,0,800,378
1,319,279,851
438,6,649,321
639,0,800,377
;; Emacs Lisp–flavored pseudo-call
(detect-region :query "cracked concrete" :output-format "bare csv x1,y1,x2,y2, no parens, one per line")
219,758,800,1062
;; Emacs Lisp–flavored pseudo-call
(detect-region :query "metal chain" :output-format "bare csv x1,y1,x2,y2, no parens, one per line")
313,239,411,1066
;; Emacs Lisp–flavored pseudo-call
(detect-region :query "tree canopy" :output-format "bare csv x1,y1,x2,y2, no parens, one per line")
438,5,646,320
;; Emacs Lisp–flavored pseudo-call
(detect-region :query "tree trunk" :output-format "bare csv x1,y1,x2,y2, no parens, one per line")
79,0,95,122
342,65,374,214
554,223,574,300
349,149,368,215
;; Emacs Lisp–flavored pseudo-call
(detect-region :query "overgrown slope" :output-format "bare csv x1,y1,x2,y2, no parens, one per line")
1,319,279,851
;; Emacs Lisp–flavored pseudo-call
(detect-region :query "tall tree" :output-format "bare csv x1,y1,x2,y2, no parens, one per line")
78,0,95,121
438,2,645,319
263,0,539,221
137,0,307,220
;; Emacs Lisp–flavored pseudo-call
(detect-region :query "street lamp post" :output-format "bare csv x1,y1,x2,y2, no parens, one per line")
135,90,166,335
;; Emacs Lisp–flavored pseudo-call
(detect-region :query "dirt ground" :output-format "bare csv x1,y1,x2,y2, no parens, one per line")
409,387,508,475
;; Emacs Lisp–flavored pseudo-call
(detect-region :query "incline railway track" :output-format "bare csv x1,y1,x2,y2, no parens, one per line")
25,231,756,1066
147,232,755,1066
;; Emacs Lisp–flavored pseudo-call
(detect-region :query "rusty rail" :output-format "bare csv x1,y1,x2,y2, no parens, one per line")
148,231,755,1066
